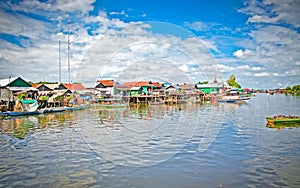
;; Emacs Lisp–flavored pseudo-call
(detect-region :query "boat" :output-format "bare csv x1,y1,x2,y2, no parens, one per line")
0,99,40,117
148,98,164,105
217,95,241,103
266,115,300,123
240,96,251,100
266,115,300,128
18,99,39,112
97,98,129,108
1,111,40,117
0,105,85,117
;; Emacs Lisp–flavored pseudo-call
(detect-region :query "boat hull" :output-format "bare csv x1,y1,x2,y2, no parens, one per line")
1,105,85,117
266,115,300,128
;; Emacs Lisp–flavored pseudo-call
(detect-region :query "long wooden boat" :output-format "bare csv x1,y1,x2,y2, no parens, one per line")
266,115,300,128
1,111,40,117
218,95,241,103
266,115,300,123
97,98,129,108
0,105,85,117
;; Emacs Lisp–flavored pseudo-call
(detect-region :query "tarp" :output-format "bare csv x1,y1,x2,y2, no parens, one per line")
20,99,37,104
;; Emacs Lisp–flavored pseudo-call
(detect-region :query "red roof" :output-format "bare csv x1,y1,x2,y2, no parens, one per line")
97,80,115,87
124,81,162,88
243,88,252,92
31,83,41,89
62,83,86,90
151,82,162,88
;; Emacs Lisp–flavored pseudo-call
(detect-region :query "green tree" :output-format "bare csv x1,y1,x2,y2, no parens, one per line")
285,86,291,94
226,74,241,88
285,85,300,95
198,81,208,84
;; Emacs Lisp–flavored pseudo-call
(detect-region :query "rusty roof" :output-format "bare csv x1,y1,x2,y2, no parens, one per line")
62,83,86,90
97,80,115,87
124,81,162,87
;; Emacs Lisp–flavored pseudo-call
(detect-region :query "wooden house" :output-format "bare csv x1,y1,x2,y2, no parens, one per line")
31,83,59,95
96,80,115,97
195,83,223,94
0,77,37,100
165,85,178,95
124,81,162,95
129,87,143,96
114,85,131,96
178,83,197,95
0,77,37,110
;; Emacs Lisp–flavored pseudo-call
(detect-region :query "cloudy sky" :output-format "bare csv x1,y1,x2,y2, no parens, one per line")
0,0,299,89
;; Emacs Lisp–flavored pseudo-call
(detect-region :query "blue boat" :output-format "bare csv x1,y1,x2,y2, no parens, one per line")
0,105,85,117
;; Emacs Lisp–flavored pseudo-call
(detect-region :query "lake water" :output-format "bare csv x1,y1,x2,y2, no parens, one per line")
0,93,299,187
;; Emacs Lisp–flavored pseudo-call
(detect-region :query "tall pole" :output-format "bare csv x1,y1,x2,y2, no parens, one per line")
8,76,11,110
68,19,71,84
59,40,61,84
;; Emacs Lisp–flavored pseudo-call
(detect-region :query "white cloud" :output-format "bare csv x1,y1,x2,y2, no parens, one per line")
0,11,51,42
109,10,126,16
285,69,300,76
232,0,300,88
247,14,280,24
233,49,244,58
273,73,284,77
254,72,270,77
240,0,300,27
216,64,262,73
179,64,189,72
184,21,208,31
232,49,252,58
18,0,95,14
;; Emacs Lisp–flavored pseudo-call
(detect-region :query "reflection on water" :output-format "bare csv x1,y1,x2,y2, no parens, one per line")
0,94,300,187
0,112,77,140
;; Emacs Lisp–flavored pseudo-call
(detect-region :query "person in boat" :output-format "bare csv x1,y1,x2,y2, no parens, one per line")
14,96,22,112
32,92,39,100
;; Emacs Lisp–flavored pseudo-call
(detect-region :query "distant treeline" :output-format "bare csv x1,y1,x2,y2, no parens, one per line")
30,81,58,84
285,84,300,96
29,81,82,84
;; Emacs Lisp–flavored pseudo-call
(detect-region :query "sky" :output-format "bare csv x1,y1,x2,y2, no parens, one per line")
0,0,300,89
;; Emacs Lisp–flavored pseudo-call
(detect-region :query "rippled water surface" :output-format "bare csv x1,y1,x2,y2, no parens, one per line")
0,93,300,187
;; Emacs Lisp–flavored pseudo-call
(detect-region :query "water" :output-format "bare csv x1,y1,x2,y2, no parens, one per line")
0,93,299,187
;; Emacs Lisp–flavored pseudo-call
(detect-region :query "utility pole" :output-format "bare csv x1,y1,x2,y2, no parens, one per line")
67,19,71,84
59,40,61,84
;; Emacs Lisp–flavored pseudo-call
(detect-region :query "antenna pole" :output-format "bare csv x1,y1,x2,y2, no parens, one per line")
59,40,61,84
68,19,70,84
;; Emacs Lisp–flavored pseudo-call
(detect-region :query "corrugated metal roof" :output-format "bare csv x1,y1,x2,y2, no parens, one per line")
196,83,223,88
7,87,38,91
130,87,142,90
62,83,86,90
97,80,115,87
124,81,162,87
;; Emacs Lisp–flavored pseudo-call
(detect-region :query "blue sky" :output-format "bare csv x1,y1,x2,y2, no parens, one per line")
0,0,299,89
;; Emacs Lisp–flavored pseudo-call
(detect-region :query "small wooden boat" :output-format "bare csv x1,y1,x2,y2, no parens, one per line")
148,98,164,105
266,115,300,123
218,95,241,103
266,115,300,128
97,98,129,108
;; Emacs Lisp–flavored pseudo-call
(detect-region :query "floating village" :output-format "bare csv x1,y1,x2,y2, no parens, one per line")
0,76,255,116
